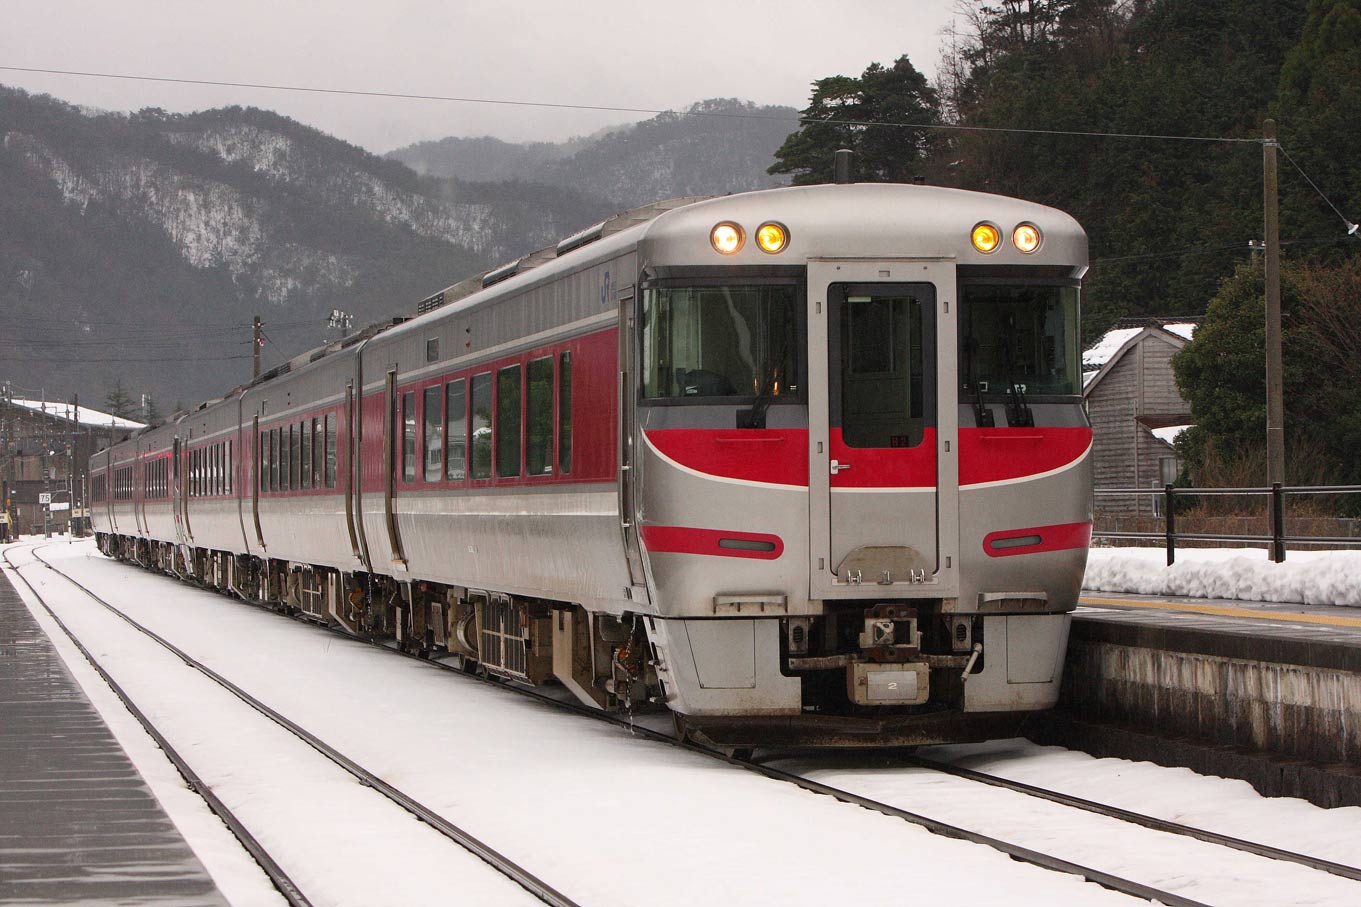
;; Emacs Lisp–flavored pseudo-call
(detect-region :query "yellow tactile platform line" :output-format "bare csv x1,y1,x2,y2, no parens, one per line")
1079,595,1361,629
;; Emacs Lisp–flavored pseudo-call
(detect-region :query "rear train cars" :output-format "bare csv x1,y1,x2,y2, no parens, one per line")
91,184,1092,747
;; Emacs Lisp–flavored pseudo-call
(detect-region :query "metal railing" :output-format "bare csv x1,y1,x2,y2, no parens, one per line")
1093,483,1361,565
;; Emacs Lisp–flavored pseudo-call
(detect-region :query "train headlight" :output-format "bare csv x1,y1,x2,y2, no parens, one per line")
711,222,745,255
755,222,789,254
971,222,1001,254
1013,223,1042,253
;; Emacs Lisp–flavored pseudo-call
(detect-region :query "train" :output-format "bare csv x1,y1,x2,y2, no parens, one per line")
91,181,1092,748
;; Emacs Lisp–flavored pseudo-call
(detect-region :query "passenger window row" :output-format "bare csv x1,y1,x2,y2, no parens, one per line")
400,351,572,484
259,413,337,493
142,458,169,499
189,440,233,498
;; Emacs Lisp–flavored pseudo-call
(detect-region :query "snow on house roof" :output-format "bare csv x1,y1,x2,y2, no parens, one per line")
9,398,146,431
1082,327,1143,371
1082,321,1199,373
1151,424,1192,445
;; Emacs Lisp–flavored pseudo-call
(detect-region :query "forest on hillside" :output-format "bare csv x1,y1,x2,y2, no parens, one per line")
773,0,1361,485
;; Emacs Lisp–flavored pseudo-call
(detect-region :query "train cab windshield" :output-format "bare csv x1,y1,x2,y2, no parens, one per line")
960,284,1080,399
641,284,802,401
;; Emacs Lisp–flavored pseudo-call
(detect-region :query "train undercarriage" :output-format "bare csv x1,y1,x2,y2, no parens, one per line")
96,531,1036,748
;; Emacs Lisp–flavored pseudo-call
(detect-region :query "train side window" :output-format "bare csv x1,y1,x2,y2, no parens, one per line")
445,379,467,481
312,418,323,489
402,391,417,482
526,356,554,476
301,420,312,489
470,373,492,480
496,364,522,478
227,440,233,495
259,433,266,493
324,413,337,488
423,385,443,482
559,352,572,475
276,428,285,491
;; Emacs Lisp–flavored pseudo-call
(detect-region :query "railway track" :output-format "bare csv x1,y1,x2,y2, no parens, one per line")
25,543,1361,907
3,544,579,907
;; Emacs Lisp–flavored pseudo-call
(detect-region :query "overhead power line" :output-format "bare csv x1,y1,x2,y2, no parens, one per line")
0,64,1263,145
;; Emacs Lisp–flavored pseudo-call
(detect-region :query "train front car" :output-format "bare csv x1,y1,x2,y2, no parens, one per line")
630,184,1091,747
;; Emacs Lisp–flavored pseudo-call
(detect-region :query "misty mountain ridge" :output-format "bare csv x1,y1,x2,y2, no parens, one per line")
387,98,797,209
0,86,617,408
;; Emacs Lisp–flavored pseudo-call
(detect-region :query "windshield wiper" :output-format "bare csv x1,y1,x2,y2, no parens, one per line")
1006,381,1035,428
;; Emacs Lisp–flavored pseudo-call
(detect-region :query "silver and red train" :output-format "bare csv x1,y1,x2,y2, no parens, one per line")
91,183,1092,747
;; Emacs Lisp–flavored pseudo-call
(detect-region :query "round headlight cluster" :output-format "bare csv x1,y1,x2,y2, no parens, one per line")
971,221,1043,254
711,221,790,255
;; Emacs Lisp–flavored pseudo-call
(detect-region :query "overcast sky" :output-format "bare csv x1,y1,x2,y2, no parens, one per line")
2,0,961,152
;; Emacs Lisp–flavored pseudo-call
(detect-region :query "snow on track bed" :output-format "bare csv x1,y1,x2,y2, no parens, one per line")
3,543,548,907
23,540,1155,907
773,742,1361,907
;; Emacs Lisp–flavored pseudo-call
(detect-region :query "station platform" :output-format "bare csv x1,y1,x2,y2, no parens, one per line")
0,568,228,905
1026,591,1361,807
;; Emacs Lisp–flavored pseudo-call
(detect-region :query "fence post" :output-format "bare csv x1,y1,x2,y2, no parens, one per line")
1271,482,1285,563
1165,483,1176,567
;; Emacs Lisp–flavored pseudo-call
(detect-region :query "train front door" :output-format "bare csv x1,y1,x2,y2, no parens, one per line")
808,260,960,601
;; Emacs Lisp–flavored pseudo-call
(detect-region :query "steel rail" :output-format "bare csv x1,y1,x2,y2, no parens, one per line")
24,546,582,907
904,755,1361,883
0,546,312,907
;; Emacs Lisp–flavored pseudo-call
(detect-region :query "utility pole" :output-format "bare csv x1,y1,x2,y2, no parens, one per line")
253,315,263,379
1263,119,1285,488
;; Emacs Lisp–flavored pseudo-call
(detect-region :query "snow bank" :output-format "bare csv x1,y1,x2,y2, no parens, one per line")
1084,546,1361,607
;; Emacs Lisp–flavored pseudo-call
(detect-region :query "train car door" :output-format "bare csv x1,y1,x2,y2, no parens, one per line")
807,259,960,601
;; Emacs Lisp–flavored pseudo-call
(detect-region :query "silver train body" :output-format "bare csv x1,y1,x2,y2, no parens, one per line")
92,184,1092,747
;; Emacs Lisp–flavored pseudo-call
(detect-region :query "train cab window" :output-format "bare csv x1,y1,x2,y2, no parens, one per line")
402,392,417,482
496,365,522,478
642,284,801,401
558,352,572,474
301,423,312,489
324,414,337,488
445,379,467,481
470,373,492,480
526,356,554,476
423,385,443,481
960,284,1080,399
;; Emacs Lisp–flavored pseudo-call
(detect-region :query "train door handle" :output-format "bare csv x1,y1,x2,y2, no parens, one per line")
830,459,852,474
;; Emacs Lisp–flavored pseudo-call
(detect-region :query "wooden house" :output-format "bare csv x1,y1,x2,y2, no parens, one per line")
1082,320,1196,517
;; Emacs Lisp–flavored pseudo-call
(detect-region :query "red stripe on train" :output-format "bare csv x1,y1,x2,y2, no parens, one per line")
639,526,785,560
644,429,809,486
644,425,1091,488
983,521,1092,557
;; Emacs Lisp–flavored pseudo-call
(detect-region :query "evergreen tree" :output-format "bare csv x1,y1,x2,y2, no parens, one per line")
103,378,134,420
769,56,941,185
1171,259,1361,484
1275,0,1361,243
142,393,163,426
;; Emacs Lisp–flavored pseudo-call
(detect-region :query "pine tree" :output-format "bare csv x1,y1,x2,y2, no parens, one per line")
768,56,940,185
103,378,134,420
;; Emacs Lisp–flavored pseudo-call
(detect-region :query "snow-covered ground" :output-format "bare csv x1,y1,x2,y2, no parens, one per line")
781,739,1361,907
8,540,1151,907
1085,546,1361,606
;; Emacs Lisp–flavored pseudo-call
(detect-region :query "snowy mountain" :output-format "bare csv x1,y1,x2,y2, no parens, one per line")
0,87,614,407
387,98,797,209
